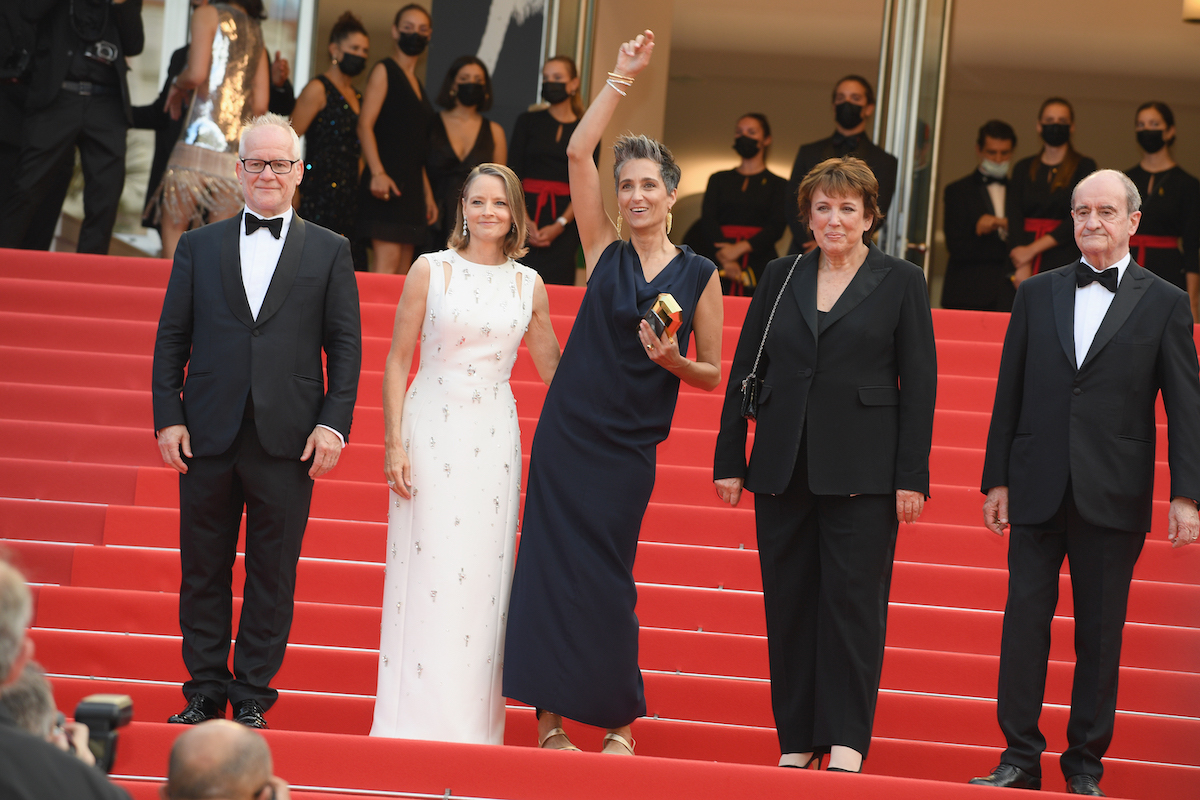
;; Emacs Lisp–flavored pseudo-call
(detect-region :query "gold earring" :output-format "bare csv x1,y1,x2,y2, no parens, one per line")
616,213,623,238
666,211,673,235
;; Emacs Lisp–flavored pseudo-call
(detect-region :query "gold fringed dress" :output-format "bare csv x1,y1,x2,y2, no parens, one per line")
151,4,262,227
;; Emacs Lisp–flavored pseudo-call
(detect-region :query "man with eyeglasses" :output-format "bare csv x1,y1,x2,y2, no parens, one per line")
163,720,290,800
973,169,1200,795
152,113,362,731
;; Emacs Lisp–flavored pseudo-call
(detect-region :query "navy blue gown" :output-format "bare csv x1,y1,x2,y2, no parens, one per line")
503,240,716,728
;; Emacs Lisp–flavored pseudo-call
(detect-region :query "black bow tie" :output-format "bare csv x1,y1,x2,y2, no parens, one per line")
245,213,283,239
982,175,1007,186
831,132,860,154
1076,263,1118,292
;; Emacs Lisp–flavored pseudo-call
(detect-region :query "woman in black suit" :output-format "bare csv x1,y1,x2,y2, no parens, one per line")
713,156,937,773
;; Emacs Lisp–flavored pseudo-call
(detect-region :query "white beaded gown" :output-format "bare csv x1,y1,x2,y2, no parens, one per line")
371,249,536,744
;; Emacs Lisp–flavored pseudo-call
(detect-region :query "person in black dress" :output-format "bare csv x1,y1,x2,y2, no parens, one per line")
940,120,1018,311
1006,97,1097,286
785,76,898,254
291,12,368,269
687,113,787,295
426,55,506,251
509,56,590,286
357,3,436,274
1125,101,1200,319
503,30,724,756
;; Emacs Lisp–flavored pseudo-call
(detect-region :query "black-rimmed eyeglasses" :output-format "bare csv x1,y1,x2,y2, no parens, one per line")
240,158,301,174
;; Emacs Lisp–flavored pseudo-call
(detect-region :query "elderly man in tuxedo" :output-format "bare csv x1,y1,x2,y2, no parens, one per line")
973,169,1200,795
152,113,361,730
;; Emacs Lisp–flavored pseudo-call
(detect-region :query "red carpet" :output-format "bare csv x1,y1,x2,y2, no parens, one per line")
2,247,1198,799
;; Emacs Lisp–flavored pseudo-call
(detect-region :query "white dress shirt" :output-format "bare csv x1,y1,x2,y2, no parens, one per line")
1074,253,1130,368
239,207,344,448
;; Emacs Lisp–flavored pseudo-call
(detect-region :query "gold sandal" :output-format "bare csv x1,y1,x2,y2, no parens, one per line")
538,726,580,751
601,731,636,755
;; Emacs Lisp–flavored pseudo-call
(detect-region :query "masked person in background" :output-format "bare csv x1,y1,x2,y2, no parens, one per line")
784,76,897,255
508,55,595,286
357,3,437,274
941,120,1019,311
1005,97,1096,286
1123,101,1200,320
291,12,370,270
686,113,787,296
425,55,506,251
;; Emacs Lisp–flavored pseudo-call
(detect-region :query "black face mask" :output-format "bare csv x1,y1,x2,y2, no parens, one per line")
1040,123,1071,147
733,136,761,159
834,101,864,130
335,53,366,77
1136,129,1167,154
397,32,428,56
541,81,570,105
454,82,485,107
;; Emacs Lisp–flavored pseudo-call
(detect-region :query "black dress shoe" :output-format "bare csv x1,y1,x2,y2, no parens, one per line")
1066,775,1105,796
232,700,268,729
968,764,1042,789
168,694,224,724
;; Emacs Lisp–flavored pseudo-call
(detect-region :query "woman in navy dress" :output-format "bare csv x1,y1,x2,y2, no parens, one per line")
503,30,724,755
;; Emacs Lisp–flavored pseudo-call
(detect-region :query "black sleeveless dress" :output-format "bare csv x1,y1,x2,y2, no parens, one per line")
356,59,433,244
425,113,496,250
503,241,717,728
299,76,360,239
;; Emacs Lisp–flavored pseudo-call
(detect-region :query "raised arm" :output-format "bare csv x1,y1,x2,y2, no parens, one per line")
566,30,656,277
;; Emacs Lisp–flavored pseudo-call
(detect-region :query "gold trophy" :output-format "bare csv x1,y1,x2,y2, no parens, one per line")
641,293,682,339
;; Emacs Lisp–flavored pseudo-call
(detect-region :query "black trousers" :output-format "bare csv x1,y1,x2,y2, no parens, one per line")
997,487,1145,780
0,90,127,254
178,418,314,710
753,442,899,757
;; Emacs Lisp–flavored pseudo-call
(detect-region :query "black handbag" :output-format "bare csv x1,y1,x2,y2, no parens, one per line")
739,254,802,420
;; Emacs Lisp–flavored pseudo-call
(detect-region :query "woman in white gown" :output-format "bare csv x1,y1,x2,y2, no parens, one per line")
373,163,561,743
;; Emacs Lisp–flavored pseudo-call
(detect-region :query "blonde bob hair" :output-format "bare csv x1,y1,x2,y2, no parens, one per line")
796,156,884,243
447,163,529,259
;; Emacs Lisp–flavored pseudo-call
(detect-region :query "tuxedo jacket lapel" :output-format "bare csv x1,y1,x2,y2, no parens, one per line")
220,214,255,329
820,244,891,332
1051,264,1077,369
256,215,307,326
1079,262,1151,370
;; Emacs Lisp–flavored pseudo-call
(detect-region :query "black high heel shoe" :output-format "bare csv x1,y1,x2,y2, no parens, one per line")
781,753,823,769
826,765,861,773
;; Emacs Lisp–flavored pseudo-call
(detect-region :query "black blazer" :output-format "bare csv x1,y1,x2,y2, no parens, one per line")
940,170,1014,311
152,213,362,459
715,246,938,497
981,261,1200,532
23,0,144,124
785,135,899,252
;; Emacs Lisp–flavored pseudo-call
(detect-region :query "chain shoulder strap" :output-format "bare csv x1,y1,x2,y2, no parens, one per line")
747,253,803,378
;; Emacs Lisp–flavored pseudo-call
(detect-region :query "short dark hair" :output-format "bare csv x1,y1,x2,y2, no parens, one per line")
329,11,367,45
394,3,431,28
436,55,493,112
976,119,1016,149
796,156,884,243
832,75,875,106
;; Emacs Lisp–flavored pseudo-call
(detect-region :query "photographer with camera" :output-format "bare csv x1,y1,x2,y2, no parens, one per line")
0,661,96,766
0,560,130,799
0,0,144,255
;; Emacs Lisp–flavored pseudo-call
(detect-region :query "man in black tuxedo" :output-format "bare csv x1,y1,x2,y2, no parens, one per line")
974,170,1200,795
785,75,898,254
0,0,144,254
152,114,361,729
941,120,1017,311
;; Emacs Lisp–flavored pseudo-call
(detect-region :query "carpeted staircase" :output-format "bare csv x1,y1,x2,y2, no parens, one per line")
1,248,1197,799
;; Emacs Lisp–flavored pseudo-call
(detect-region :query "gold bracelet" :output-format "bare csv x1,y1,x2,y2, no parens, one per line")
607,71,634,85
605,79,628,97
